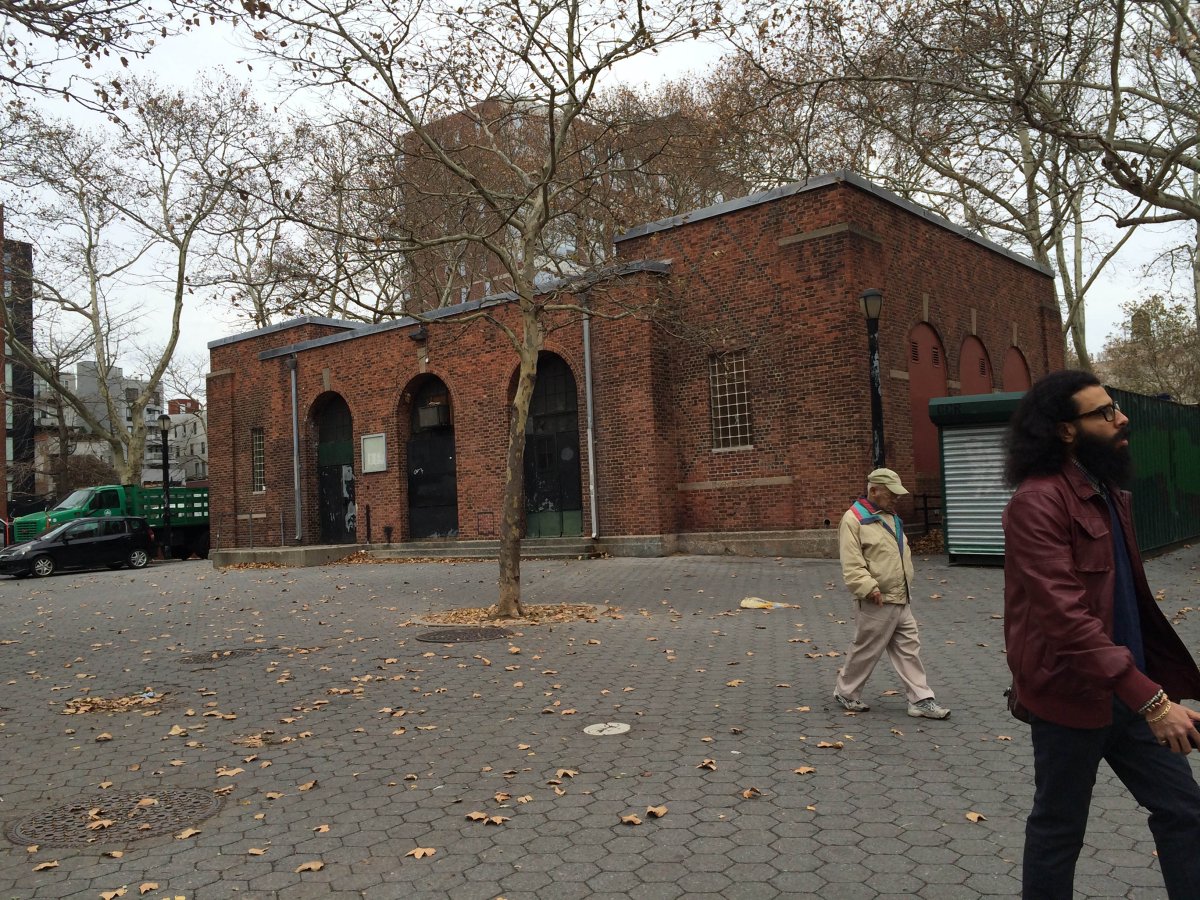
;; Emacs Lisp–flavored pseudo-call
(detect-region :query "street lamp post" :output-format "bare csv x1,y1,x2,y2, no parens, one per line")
158,413,172,559
859,288,886,469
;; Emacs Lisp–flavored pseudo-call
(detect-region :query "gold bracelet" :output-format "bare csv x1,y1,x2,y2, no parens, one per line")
1147,701,1173,724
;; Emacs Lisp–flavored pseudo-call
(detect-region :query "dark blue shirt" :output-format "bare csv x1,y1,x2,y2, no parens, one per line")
1105,491,1145,673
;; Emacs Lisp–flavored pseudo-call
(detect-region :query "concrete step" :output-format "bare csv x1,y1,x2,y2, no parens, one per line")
368,538,600,560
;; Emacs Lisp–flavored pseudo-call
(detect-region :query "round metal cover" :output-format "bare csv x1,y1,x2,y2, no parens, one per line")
180,648,261,664
415,626,512,643
8,789,223,848
584,722,631,736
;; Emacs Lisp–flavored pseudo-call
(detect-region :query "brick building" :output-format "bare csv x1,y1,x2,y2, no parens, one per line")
207,172,1062,556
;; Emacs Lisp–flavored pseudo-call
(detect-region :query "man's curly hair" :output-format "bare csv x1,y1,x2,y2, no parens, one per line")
1004,369,1100,486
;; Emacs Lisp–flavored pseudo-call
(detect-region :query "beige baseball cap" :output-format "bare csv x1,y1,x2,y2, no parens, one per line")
867,468,909,495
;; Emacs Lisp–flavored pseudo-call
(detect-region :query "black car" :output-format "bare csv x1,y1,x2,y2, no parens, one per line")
0,516,156,578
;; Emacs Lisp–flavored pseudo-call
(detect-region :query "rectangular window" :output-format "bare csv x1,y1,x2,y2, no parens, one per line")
251,427,265,492
709,351,752,450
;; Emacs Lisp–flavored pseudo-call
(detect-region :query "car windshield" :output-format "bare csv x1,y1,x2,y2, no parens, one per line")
53,489,94,511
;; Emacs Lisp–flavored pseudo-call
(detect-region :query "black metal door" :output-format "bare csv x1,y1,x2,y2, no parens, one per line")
524,354,582,537
408,431,458,537
407,379,459,538
316,396,356,544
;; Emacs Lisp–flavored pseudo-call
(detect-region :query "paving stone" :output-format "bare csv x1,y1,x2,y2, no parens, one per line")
1,552,1195,899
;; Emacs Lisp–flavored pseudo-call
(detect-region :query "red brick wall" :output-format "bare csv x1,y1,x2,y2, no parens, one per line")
208,178,1062,549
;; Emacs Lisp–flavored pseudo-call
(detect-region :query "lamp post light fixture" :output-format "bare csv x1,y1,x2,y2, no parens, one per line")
158,413,172,559
858,288,886,469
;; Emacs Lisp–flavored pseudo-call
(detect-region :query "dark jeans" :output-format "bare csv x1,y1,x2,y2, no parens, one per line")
1024,699,1200,899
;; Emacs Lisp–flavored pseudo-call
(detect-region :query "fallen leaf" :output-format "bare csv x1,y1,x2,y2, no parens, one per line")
95,733,113,742
298,780,318,791
740,787,762,799
248,848,268,856
139,883,159,895
405,847,436,858
793,766,816,775
817,741,845,749
33,861,59,871
890,728,904,736
556,769,578,778
313,824,331,833
965,811,987,823
175,827,201,840
100,889,126,900
621,813,642,825
105,851,123,859
697,759,717,771
295,860,325,873
216,767,244,778
646,805,668,818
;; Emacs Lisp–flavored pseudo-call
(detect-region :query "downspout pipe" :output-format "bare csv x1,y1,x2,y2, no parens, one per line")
583,307,599,540
289,354,303,542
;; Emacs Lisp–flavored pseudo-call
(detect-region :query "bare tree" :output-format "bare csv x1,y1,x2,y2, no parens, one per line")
0,0,228,110
1,77,268,481
246,0,752,616
740,0,1168,367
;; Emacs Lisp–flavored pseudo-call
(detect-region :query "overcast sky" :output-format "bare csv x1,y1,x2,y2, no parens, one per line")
17,15,1188,382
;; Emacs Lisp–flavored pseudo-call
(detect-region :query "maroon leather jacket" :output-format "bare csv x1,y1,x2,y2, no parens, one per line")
1003,464,1200,728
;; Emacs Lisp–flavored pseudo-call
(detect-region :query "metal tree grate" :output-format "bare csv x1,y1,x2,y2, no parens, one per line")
415,627,512,643
8,789,223,848
179,648,263,664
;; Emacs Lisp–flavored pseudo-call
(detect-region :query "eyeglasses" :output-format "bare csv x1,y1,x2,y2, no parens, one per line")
1071,401,1121,423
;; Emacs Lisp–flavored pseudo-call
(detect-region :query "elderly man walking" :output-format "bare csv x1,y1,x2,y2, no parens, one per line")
833,468,950,719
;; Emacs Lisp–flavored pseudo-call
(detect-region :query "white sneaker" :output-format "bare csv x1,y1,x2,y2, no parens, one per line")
908,698,951,719
834,693,870,712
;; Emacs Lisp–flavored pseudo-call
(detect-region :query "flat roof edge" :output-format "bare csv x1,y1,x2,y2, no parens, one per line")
208,316,359,351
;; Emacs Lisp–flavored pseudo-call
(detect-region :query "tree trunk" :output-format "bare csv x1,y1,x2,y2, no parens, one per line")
492,340,540,619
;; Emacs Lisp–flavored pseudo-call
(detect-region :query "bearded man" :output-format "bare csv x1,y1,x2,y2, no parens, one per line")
1003,369,1200,899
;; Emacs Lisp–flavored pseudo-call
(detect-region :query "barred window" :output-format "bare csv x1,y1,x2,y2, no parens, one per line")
709,351,752,449
251,427,266,492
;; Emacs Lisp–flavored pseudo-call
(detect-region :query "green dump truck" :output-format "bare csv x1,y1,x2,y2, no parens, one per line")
12,484,210,559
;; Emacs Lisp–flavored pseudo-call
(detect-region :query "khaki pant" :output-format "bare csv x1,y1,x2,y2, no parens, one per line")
835,601,934,703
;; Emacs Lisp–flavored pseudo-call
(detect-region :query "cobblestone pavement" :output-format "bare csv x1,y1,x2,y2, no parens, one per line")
0,547,1197,899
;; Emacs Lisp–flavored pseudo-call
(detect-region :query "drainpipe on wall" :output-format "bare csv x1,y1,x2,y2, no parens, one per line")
289,354,303,542
583,309,599,540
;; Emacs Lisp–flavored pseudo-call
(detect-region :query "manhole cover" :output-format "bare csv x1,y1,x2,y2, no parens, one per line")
415,627,512,643
179,648,262,664
8,789,223,848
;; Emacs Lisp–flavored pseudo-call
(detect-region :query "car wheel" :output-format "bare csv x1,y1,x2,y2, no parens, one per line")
127,548,150,569
31,555,55,578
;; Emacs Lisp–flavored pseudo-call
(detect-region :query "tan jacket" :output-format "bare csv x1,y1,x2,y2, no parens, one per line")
839,503,913,605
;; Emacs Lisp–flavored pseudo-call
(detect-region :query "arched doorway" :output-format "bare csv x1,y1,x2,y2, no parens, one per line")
313,394,356,544
958,336,994,395
1003,347,1032,390
406,377,459,538
907,323,949,479
524,353,582,537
